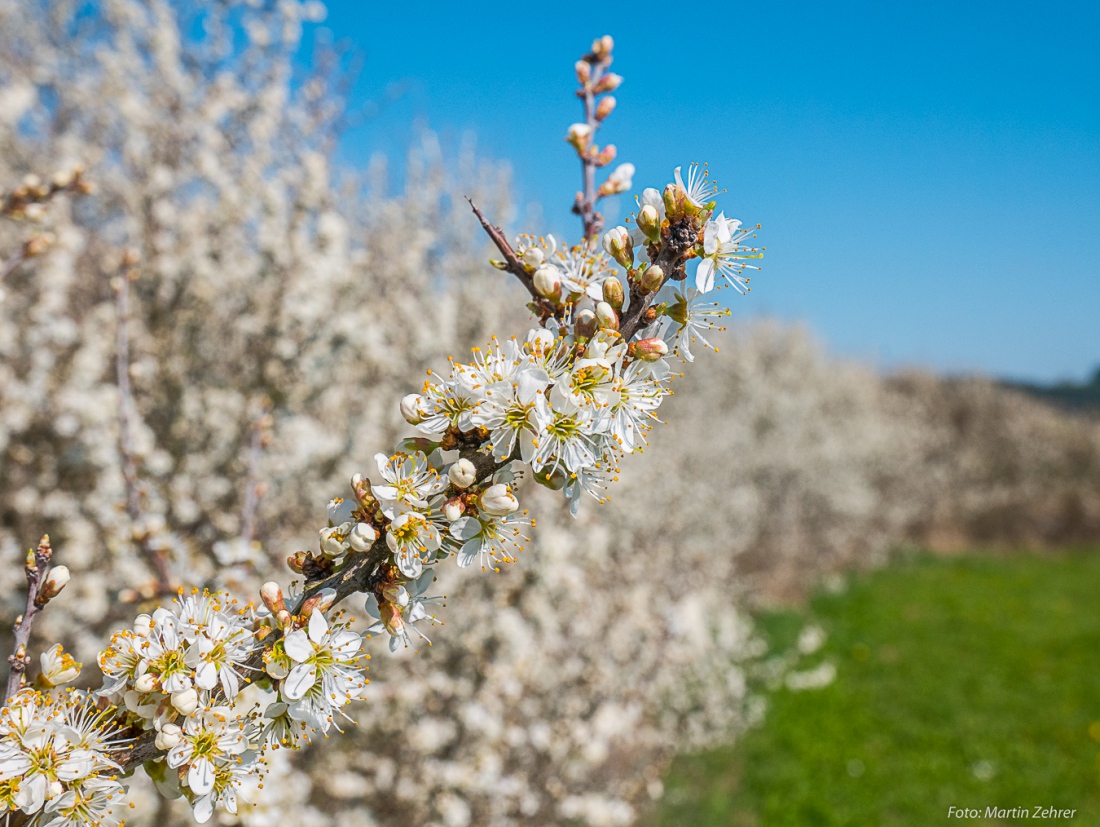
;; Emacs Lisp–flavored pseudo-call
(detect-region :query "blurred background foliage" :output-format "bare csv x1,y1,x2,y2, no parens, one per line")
0,1,1097,825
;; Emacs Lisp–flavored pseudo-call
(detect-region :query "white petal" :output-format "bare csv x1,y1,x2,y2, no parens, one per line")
282,630,312,663
193,793,215,824
195,661,218,691
308,608,329,644
188,757,215,796
282,663,317,701
696,259,715,293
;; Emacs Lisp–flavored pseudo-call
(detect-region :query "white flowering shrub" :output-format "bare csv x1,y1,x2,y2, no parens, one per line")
0,5,781,824
5,3,1100,827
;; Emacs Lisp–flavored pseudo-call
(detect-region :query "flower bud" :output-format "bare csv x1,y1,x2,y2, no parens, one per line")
379,600,405,637
134,673,159,694
171,688,199,716
575,60,591,85
133,614,153,638
592,35,614,57
276,609,292,630
595,301,619,332
39,566,70,601
155,723,183,751
400,393,425,425
348,522,378,551
593,73,623,94
261,581,287,616
319,525,348,558
480,484,519,516
522,246,545,269
574,308,597,340
602,277,624,311
594,144,617,167
633,337,669,362
638,204,662,241
448,458,478,489
533,265,562,301
351,473,373,504
443,497,466,522
595,96,616,121
639,265,664,293
601,226,633,268
566,123,592,152
663,183,685,220
382,584,410,608
286,551,308,574
300,587,337,619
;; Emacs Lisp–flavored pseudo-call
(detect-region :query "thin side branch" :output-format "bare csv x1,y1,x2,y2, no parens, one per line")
466,199,558,320
5,536,52,702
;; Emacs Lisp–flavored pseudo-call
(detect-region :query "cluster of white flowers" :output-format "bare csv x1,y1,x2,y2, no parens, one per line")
0,689,130,826
6,4,1094,827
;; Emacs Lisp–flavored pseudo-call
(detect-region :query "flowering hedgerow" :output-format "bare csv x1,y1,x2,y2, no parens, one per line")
0,30,763,826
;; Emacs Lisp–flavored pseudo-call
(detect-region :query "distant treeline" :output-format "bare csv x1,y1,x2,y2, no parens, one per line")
1003,367,1100,413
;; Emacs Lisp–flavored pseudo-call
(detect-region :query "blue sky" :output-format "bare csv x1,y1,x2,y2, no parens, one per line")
313,0,1099,382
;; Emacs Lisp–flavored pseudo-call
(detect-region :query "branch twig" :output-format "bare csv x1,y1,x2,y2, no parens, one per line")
465,199,558,320
5,536,53,703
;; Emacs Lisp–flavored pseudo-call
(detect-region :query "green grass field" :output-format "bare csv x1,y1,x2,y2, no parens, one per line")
658,553,1100,826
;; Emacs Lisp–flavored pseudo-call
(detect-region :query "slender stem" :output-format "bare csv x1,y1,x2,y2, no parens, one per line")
466,199,558,321
4,536,52,703
114,258,174,595
578,61,605,244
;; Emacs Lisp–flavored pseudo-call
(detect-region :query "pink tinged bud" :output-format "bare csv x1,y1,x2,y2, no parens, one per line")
155,723,183,751
575,60,591,85
575,308,597,340
522,247,545,269
634,337,669,362
300,587,337,619
594,144,617,167
134,673,159,694
566,123,592,151
480,484,519,516
400,393,425,424
593,73,623,94
448,458,478,488
640,265,664,293
40,565,70,600
603,277,625,311
276,609,293,630
171,688,199,715
261,581,287,615
533,265,562,301
637,204,662,241
595,96,616,121
379,600,405,637
592,35,614,57
382,584,410,608
443,498,466,522
595,301,620,332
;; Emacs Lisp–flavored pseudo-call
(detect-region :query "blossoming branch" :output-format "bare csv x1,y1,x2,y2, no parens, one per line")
0,35,762,826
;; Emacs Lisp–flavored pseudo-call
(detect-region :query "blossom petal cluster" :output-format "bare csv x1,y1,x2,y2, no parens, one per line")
0,690,129,825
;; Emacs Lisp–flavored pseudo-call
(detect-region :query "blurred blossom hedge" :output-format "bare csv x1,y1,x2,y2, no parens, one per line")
1,1,1098,825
